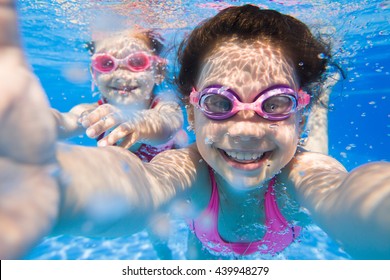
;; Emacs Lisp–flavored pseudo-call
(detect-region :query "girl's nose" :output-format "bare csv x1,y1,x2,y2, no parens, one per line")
229,135,262,145
113,77,126,86
237,109,257,119
226,121,267,146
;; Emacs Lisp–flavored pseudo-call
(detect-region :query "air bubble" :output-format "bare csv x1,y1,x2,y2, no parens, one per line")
121,161,131,173
318,53,328,59
204,137,214,145
299,129,310,146
345,144,356,151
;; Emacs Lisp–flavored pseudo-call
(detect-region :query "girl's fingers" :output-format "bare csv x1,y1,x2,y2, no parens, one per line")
117,132,139,149
97,123,138,148
80,104,119,128
86,112,122,138
108,123,134,144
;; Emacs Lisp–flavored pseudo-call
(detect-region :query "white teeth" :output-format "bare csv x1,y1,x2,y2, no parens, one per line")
225,151,264,161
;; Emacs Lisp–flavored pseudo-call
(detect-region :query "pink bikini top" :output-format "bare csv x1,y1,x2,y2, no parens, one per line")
96,97,174,162
189,168,300,256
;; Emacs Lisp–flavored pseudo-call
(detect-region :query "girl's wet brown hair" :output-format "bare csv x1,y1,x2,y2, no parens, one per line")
85,29,165,56
176,5,331,102
133,29,165,55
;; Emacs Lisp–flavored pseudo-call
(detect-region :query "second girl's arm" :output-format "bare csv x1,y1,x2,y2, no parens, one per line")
134,97,184,145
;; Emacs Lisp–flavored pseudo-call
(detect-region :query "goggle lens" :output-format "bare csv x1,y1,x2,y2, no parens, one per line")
92,54,116,73
261,95,295,115
201,94,233,115
127,52,150,71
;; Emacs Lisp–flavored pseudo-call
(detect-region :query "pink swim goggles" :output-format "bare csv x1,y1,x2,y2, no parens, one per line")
91,52,164,73
190,84,310,121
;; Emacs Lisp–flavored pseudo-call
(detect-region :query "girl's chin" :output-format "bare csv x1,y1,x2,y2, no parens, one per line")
105,93,144,105
219,172,269,190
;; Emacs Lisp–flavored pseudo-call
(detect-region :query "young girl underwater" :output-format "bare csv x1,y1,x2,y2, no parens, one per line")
52,28,186,157
0,1,389,260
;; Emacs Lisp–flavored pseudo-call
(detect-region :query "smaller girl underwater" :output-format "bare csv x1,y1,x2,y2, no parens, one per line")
52,28,186,160
0,2,389,260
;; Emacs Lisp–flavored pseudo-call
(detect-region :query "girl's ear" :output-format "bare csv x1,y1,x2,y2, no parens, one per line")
154,61,166,85
298,113,307,135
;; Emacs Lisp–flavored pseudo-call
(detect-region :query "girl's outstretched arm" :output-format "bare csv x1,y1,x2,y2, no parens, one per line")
53,144,201,237
284,150,390,259
0,0,60,259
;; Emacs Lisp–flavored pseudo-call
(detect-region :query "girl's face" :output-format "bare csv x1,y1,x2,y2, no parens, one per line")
194,38,302,190
93,37,163,109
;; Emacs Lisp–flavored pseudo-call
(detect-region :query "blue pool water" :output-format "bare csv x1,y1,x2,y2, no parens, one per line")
17,0,389,259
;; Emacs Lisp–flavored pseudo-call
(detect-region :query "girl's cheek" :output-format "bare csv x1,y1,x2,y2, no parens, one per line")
269,120,300,149
195,113,224,137
95,73,110,86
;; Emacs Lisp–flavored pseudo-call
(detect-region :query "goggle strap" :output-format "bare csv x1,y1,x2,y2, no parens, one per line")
190,87,200,105
90,66,96,92
153,56,168,65
297,89,311,109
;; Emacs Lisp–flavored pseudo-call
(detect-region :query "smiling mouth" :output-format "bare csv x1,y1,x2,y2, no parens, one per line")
110,86,139,95
218,148,272,170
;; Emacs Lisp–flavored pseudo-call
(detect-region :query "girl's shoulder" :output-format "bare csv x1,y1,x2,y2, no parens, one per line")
288,147,347,173
278,148,347,200
277,149,348,225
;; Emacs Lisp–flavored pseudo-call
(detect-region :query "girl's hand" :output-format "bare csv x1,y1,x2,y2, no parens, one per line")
97,121,140,149
79,103,139,148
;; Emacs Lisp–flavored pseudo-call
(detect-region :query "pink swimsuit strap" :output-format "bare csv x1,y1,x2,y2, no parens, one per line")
189,167,300,256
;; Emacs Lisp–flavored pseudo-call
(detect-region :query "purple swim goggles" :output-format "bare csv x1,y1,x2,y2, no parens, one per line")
190,84,310,121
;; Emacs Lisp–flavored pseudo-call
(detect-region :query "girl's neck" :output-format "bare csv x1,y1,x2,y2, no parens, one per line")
214,171,268,202
214,172,269,243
